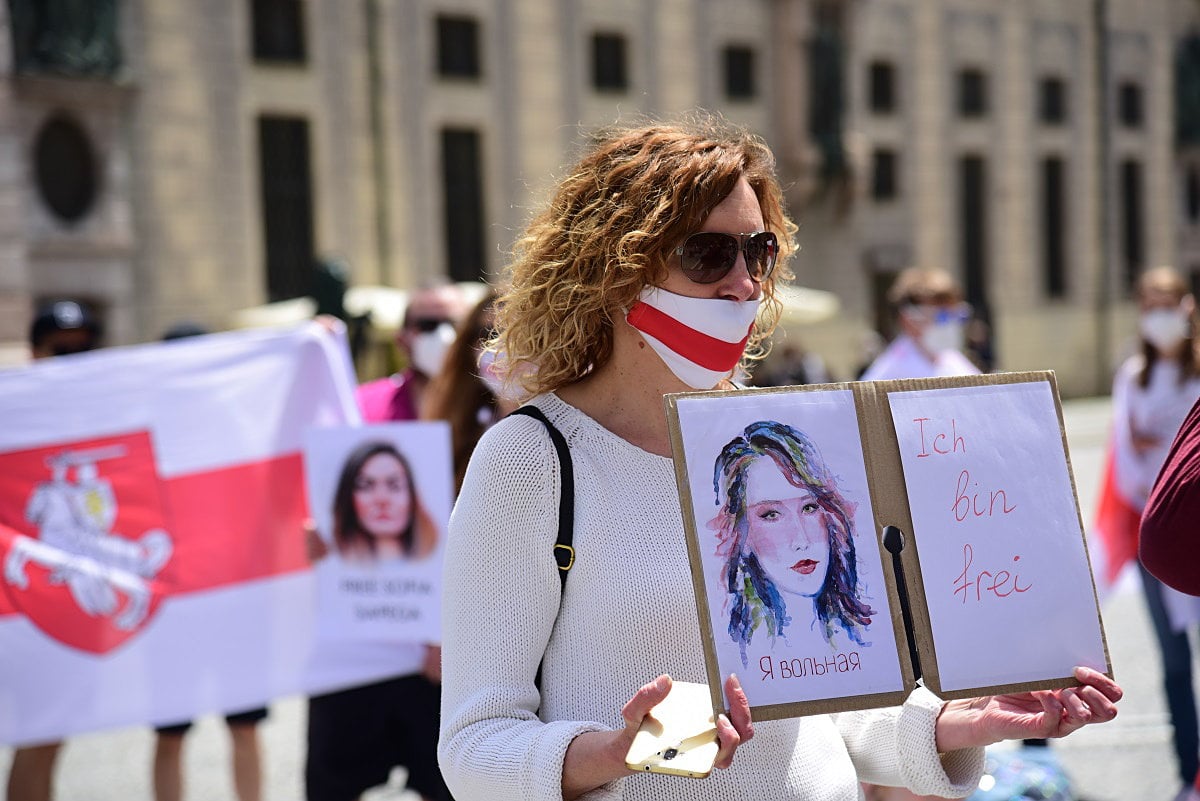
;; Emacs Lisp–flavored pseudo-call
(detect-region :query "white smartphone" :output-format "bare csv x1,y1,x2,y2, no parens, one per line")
623,680,720,778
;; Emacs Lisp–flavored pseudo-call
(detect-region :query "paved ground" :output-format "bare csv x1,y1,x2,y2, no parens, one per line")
0,395,1192,800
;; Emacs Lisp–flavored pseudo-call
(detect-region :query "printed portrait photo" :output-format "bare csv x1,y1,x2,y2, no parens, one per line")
330,439,439,563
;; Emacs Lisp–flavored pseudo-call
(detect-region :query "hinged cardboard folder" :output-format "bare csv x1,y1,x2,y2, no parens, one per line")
665,371,1111,721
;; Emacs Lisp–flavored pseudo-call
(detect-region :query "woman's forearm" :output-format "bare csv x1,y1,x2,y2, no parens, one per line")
561,729,635,800
932,698,986,753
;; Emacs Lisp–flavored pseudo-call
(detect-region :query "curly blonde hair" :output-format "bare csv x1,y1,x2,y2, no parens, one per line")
492,113,798,399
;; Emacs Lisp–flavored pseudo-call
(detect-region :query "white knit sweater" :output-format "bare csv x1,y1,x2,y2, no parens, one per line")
439,393,984,801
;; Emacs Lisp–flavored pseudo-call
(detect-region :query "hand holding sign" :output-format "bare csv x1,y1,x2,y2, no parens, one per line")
934,666,1122,751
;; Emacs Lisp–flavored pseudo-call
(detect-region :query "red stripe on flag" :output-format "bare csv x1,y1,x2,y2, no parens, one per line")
0,454,309,618
626,302,750,372
1093,439,1142,586
160,453,310,592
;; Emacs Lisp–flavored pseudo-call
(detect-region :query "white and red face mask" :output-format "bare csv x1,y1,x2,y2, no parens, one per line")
625,287,761,389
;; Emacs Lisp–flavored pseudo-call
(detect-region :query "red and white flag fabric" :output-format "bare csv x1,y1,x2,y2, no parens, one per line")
1089,437,1142,597
0,323,403,746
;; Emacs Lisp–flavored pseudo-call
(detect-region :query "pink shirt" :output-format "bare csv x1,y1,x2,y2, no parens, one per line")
355,369,419,423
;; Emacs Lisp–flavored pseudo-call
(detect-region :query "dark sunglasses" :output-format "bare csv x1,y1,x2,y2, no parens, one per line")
674,231,779,284
408,317,454,333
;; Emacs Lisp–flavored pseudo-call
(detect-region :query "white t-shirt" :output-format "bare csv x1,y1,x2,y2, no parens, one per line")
859,335,980,382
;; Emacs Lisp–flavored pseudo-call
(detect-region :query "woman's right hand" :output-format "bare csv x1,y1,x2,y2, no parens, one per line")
621,673,754,771
561,673,754,800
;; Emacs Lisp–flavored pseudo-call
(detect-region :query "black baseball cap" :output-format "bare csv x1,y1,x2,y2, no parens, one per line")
29,300,101,349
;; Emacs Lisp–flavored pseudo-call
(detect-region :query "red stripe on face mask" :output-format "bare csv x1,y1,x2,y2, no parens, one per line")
626,301,751,372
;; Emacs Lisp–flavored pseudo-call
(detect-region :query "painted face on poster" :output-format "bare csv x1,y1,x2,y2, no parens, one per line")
303,422,453,646
675,389,906,709
887,382,1107,691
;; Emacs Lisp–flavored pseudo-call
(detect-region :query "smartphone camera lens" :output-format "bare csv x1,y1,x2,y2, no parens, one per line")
662,748,679,761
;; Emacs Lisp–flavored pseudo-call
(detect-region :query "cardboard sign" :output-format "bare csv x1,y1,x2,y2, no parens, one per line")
665,372,1110,720
303,422,453,649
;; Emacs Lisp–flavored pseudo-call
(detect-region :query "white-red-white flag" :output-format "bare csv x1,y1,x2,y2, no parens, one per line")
0,323,404,746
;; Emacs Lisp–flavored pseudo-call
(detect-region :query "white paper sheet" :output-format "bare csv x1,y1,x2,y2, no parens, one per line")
888,382,1107,691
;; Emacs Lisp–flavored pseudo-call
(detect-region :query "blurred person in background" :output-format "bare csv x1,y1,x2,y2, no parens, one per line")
28,300,101,360
355,284,469,422
964,317,996,374
421,290,517,491
7,300,101,801
1105,267,1200,801
152,322,270,801
754,342,833,387
305,283,467,801
860,268,980,381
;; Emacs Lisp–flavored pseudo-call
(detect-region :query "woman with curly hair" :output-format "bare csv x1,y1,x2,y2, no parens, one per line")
437,114,1121,801
712,420,874,666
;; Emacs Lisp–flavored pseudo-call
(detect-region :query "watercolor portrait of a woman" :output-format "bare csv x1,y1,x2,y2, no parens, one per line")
711,420,875,665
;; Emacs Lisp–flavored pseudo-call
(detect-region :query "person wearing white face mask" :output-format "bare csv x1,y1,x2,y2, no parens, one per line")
421,290,520,492
1105,266,1200,801
305,282,468,801
436,116,1122,801
355,283,469,422
859,268,981,382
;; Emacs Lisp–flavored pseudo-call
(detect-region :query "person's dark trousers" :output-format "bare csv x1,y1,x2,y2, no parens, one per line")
1140,560,1200,785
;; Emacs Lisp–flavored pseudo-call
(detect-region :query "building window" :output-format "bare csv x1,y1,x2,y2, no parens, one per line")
251,0,306,63
723,45,756,100
1186,166,1200,225
959,155,989,314
436,14,481,78
958,67,988,118
807,7,848,184
1038,76,1068,125
8,0,121,77
1118,81,1143,129
1180,36,1200,147
440,128,486,283
34,114,99,224
871,148,899,200
1120,158,1144,291
1041,157,1067,298
257,116,315,301
868,60,896,114
591,32,628,91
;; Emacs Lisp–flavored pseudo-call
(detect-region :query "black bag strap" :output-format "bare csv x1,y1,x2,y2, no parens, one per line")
509,405,575,590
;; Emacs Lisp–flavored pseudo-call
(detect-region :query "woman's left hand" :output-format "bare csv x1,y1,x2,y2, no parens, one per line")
934,666,1122,752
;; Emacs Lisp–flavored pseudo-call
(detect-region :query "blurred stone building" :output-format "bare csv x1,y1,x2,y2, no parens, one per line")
0,0,1197,396
775,0,1200,395
0,0,770,364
